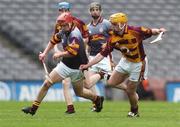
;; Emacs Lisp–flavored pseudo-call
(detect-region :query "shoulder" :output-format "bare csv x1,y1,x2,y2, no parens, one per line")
73,16,86,25
128,25,151,32
103,19,110,24
70,27,82,38
87,22,91,27
128,25,141,31
102,19,111,28
109,34,121,44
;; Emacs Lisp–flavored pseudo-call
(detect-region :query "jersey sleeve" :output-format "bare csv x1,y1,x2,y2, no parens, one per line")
100,38,113,57
106,20,112,30
54,23,61,34
73,17,89,38
49,21,62,45
81,24,89,38
50,31,62,45
139,26,153,40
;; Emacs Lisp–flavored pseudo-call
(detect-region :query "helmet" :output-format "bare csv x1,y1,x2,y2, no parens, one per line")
109,13,128,24
89,2,102,11
58,2,71,10
57,12,73,24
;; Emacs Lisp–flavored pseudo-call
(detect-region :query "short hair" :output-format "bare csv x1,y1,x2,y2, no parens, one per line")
89,2,102,11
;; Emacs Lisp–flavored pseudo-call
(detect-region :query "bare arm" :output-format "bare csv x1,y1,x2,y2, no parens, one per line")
43,41,55,55
83,37,89,45
79,53,104,70
88,53,104,67
53,50,73,60
39,42,55,62
151,28,167,35
59,51,73,57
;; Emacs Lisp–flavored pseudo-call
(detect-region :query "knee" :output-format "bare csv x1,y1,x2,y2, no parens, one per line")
62,79,70,85
106,80,116,87
126,88,134,95
84,82,91,89
84,85,91,89
126,85,137,95
83,79,94,89
74,89,83,97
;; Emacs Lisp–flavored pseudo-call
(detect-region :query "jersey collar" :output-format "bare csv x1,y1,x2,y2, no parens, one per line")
90,16,103,26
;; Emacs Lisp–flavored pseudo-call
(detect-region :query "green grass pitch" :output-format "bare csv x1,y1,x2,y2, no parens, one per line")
0,101,180,127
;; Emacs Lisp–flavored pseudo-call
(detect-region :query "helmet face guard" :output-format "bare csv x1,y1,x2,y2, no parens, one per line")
109,13,128,34
57,12,74,33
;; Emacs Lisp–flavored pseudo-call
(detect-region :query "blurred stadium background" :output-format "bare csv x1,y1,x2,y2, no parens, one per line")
0,0,180,102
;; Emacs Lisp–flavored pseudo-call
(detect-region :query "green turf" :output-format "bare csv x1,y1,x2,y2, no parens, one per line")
0,101,180,127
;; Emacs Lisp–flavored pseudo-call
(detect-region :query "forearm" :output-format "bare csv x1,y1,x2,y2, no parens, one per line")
87,53,104,67
151,28,166,35
83,37,89,45
43,41,55,55
85,45,90,56
59,51,73,58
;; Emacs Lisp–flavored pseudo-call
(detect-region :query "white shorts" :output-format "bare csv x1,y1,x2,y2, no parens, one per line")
53,62,84,83
115,57,148,82
89,55,112,73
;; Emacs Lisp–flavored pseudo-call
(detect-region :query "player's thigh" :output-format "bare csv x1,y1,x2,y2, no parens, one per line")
85,70,97,81
108,70,128,87
72,79,84,94
130,57,148,82
83,70,99,88
62,77,71,84
88,71,101,80
49,70,64,83
88,70,97,76
83,70,90,85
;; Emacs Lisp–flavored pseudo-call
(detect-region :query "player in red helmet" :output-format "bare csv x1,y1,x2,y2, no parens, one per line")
52,2,89,114
21,12,104,116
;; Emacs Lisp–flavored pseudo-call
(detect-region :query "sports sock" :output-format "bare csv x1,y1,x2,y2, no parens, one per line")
32,100,40,111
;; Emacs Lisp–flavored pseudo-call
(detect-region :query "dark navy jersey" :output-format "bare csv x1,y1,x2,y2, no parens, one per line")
54,27,88,69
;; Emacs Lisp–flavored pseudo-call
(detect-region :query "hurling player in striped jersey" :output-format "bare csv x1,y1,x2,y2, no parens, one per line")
80,12,166,117
52,2,89,114
22,12,104,116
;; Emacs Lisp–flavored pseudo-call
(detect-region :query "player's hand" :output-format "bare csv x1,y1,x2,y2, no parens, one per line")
79,64,89,71
159,28,167,33
53,52,62,60
39,52,46,62
101,43,107,49
110,61,116,68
